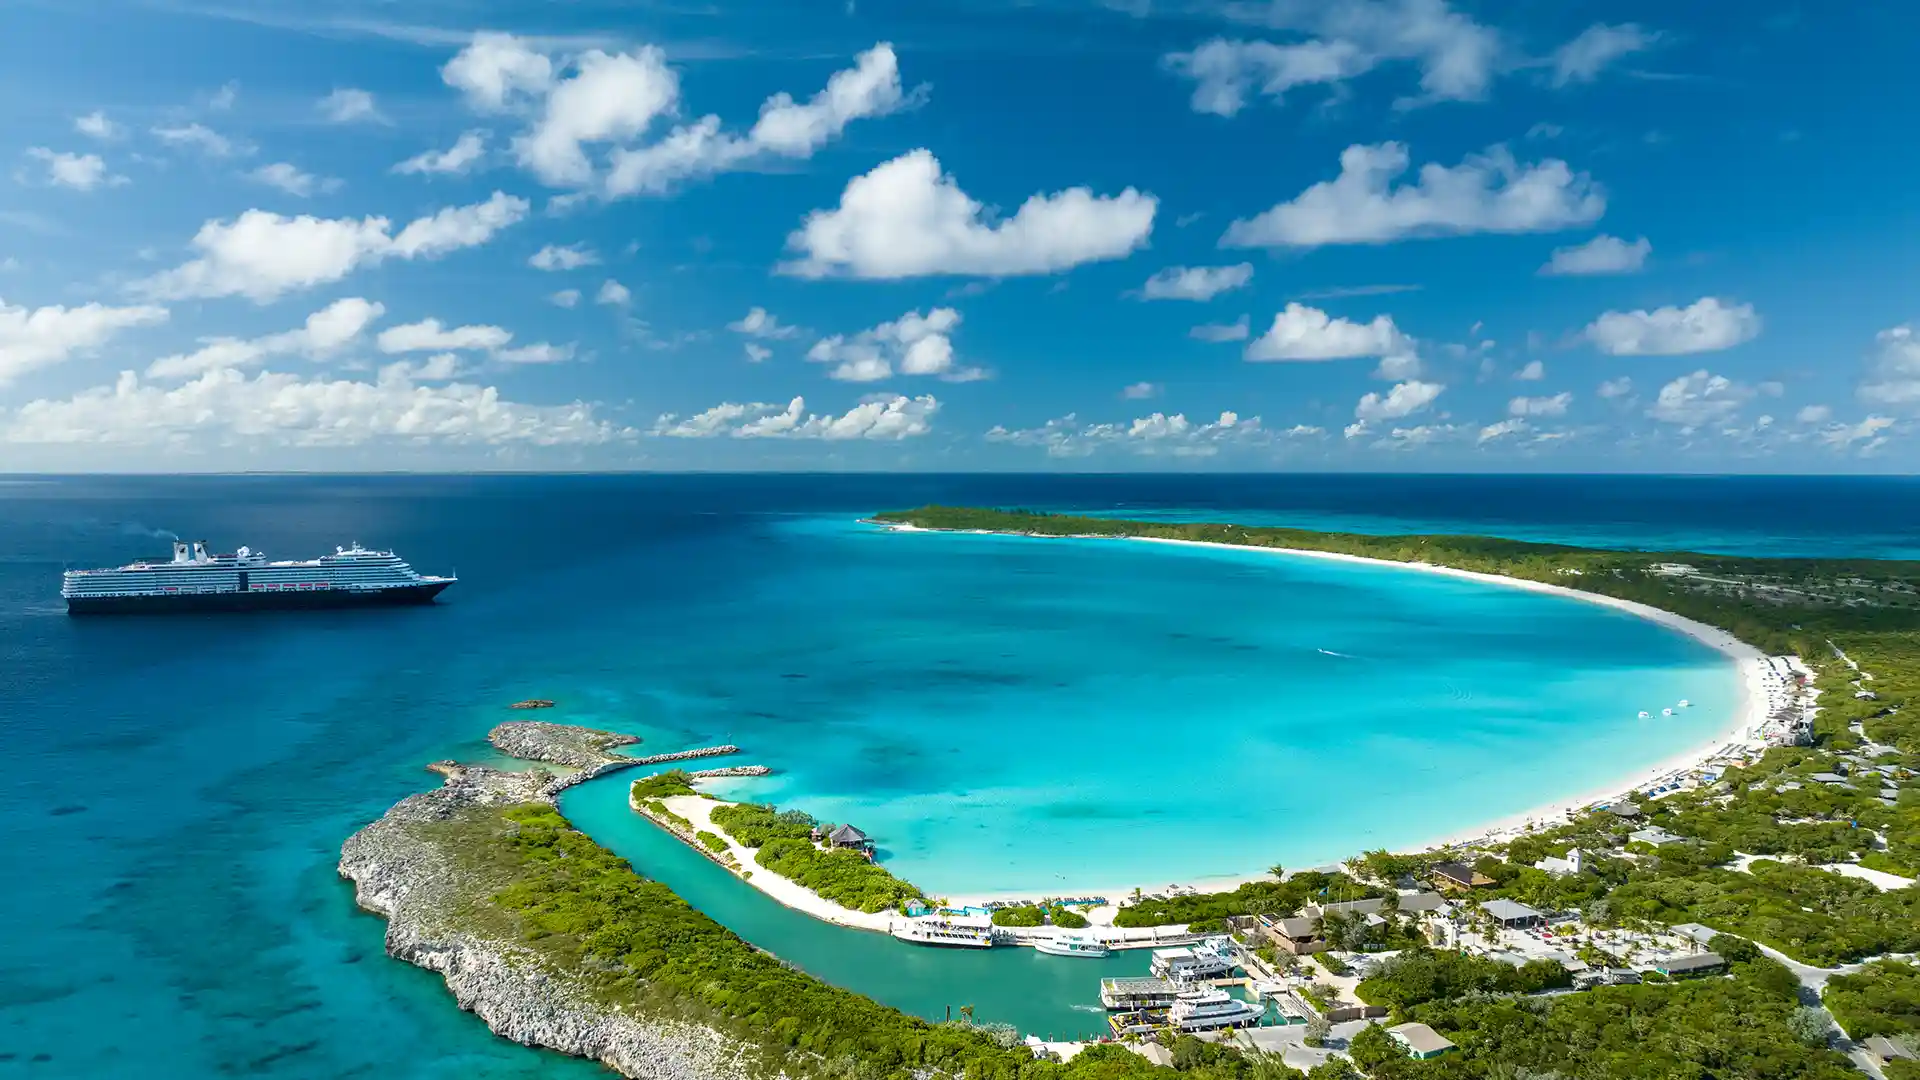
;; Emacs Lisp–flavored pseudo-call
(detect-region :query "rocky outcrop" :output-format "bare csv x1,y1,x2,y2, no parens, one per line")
341,724,755,1080
487,720,640,771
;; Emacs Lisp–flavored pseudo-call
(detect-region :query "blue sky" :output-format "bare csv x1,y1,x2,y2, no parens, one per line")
3,0,1917,472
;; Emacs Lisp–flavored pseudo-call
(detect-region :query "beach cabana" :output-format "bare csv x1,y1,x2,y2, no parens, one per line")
1261,915,1325,955
826,824,873,852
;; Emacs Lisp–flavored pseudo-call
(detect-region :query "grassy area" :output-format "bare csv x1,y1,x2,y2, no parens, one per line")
708,802,926,914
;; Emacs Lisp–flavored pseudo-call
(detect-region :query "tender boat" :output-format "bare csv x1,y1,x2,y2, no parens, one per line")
890,917,995,948
1149,936,1236,981
1035,934,1112,958
1166,988,1265,1031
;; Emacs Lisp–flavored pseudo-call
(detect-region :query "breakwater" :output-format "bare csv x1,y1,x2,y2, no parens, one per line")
689,765,772,779
630,745,740,766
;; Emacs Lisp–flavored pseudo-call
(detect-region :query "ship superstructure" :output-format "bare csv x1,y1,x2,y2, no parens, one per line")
62,540,455,614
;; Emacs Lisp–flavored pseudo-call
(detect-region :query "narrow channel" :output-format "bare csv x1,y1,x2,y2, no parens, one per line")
559,769,1151,1039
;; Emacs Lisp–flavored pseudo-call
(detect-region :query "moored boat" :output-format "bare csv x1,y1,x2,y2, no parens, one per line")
1035,933,1111,958
1166,987,1265,1031
890,917,995,948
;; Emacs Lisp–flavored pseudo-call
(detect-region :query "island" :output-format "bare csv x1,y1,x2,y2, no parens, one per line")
340,508,1920,1080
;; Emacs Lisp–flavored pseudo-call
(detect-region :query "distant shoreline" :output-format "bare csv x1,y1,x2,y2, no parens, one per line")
871,521,1775,906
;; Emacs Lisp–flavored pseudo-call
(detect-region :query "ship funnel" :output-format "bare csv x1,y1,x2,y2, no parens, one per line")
191,540,209,563
172,541,189,563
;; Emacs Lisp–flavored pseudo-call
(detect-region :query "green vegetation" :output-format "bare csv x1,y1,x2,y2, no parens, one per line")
696,830,729,854
1824,960,1920,1040
1354,947,1571,1012
991,905,1045,927
629,769,696,799
1050,908,1090,929
640,800,692,833
1111,871,1375,928
708,802,926,914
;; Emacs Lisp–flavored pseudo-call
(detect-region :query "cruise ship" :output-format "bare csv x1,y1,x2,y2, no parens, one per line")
62,540,455,614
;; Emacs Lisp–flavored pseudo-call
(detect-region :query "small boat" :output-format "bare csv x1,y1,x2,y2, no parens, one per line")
1150,936,1236,981
1638,711,1651,719
1662,707,1674,716
1166,987,1265,1032
1036,934,1112,958
1677,699,1691,708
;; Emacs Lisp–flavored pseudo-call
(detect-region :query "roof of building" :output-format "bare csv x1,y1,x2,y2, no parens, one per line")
1432,862,1491,886
1657,952,1726,973
828,823,869,844
1387,1022,1455,1055
1482,899,1545,923
1671,923,1720,944
1271,916,1319,939
1610,802,1644,818
1809,772,1850,784
1864,1035,1918,1062
1630,827,1681,845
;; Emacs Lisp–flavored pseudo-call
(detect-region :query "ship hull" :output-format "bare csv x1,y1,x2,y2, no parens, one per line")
67,581,451,615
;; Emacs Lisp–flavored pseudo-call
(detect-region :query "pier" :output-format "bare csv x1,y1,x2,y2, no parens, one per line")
629,745,741,766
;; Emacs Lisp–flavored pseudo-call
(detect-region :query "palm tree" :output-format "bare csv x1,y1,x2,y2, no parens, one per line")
959,1005,974,1024
1268,863,1286,881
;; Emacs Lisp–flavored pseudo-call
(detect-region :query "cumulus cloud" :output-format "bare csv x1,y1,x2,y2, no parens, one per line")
988,410,1262,458
729,307,800,339
1796,404,1832,425
1191,316,1251,343
2,367,625,447
1515,359,1546,381
135,192,529,303
1477,418,1527,444
744,343,771,363
1540,234,1649,276
74,111,120,140
1509,391,1571,417
395,131,489,176
595,279,630,306
1820,415,1895,452
442,33,912,198
528,243,598,271
319,88,387,125
781,149,1156,279
549,289,581,308
1648,370,1753,427
0,297,169,385
1353,379,1442,422
1598,376,1633,399
24,148,125,191
1166,0,1499,114
152,123,240,158
376,317,511,355
807,307,978,382
1221,142,1604,249
1586,297,1760,356
1245,302,1412,362
653,393,938,440
1859,325,1920,409
497,342,575,365
248,163,340,198
1551,24,1655,87
147,297,383,379
1137,264,1253,301
1122,381,1161,399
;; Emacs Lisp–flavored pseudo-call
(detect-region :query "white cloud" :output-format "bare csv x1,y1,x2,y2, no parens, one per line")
1820,415,1895,451
653,393,938,440
1354,379,1442,421
595,279,630,306
782,149,1156,279
1515,359,1545,381
2,367,625,447
1373,352,1421,381
376,317,511,354
209,82,239,111
1245,302,1411,362
1509,391,1571,417
1478,418,1526,444
528,242,599,271
516,45,680,186
1169,0,1499,114
988,409,1262,457
1541,234,1649,276
0,297,168,385
1551,24,1654,87
744,343,771,363
1163,38,1372,117
549,289,581,308
807,307,978,382
395,131,489,176
1796,404,1832,425
1648,370,1753,427
74,111,121,140
319,88,387,125
729,307,800,339
1598,376,1633,399
152,123,239,158
1138,263,1253,301
24,148,124,191
1122,381,1161,399
442,32,555,111
136,192,529,303
1221,142,1604,249
497,341,575,364
1859,325,1920,409
380,353,465,383
1191,316,1250,343
148,297,384,379
1586,297,1760,356
248,163,339,198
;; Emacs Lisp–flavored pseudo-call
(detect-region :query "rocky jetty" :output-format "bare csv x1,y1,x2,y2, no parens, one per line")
688,765,772,780
340,722,749,1080
630,745,740,767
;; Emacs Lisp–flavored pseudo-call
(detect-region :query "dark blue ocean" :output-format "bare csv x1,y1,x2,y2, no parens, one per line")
2,474,1914,1078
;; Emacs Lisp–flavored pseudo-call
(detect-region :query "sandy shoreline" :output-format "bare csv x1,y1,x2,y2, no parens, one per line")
628,522,1783,923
